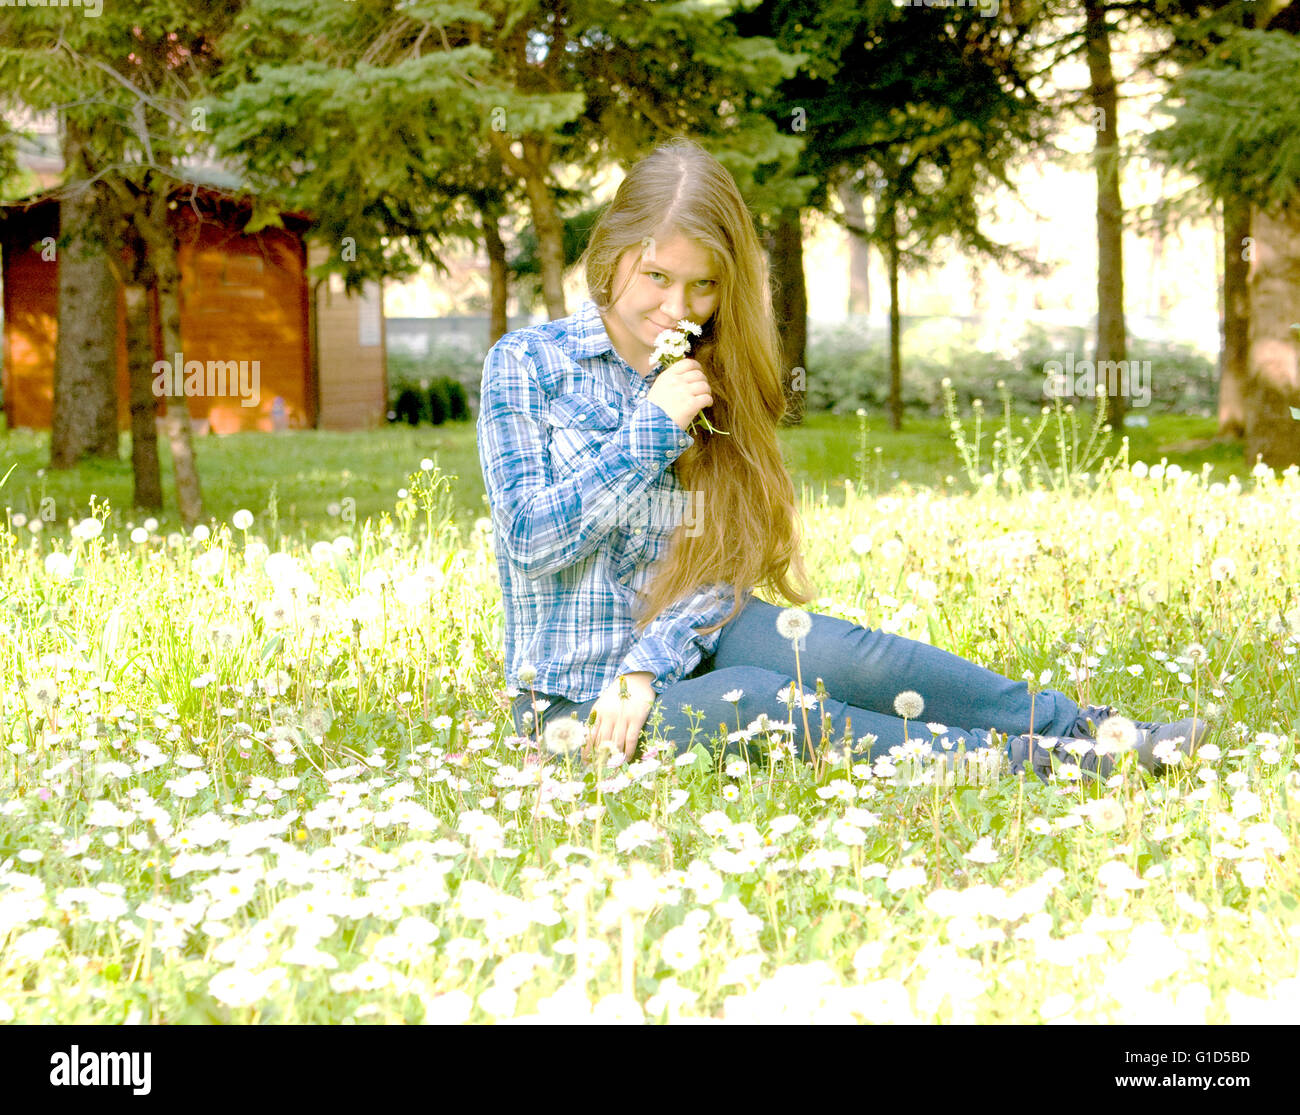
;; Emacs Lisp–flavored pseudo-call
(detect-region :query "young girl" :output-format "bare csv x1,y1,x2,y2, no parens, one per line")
476,138,1206,780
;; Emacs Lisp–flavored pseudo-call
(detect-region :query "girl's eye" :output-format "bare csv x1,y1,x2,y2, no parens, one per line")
649,272,716,291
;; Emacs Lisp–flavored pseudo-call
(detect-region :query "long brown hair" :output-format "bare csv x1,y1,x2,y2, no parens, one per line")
578,138,815,637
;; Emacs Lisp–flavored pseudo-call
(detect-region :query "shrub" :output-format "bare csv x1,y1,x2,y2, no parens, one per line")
392,387,430,426
428,380,450,426
802,318,1216,418
387,342,484,421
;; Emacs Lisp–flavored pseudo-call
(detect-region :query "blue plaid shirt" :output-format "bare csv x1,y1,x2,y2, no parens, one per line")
477,296,745,703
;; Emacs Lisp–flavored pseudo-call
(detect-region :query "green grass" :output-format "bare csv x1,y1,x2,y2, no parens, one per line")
0,420,488,540
784,412,1251,497
3,407,1298,1026
0,412,1248,541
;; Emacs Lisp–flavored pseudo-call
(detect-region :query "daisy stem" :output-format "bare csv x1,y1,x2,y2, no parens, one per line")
690,412,730,437
931,770,942,888
766,734,777,799
764,877,783,960
621,911,635,998
576,897,590,994
1012,772,1025,883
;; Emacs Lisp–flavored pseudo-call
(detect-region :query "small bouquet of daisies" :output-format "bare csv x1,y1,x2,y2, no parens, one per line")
650,319,729,437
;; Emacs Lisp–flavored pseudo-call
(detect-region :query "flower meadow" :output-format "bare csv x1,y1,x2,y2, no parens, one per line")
3,454,1300,1026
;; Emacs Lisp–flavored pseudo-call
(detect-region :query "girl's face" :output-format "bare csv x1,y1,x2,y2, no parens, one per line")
601,231,721,376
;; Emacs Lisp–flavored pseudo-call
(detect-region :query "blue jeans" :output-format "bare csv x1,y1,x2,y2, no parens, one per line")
510,596,1083,761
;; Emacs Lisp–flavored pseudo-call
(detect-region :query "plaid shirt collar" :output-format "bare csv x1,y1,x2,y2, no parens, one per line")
566,297,618,362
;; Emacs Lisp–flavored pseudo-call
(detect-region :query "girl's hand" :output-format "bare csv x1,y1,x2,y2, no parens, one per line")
583,672,657,763
646,358,713,434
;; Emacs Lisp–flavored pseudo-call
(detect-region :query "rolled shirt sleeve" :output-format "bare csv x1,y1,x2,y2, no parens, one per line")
615,582,744,694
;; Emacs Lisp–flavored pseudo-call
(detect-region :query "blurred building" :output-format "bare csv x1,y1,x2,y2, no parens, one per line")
1,181,387,433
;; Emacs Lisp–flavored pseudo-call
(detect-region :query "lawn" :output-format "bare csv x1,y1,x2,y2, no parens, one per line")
0,410,1250,541
1,409,1297,1025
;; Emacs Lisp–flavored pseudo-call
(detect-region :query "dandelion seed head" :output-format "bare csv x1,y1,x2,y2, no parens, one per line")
1210,556,1236,583
44,552,75,581
775,608,812,642
893,690,924,720
27,677,59,711
1094,715,1138,756
1087,797,1126,833
543,716,585,756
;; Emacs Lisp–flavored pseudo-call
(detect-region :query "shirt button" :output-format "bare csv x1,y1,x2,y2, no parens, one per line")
664,450,674,458
633,528,642,535
678,439,688,447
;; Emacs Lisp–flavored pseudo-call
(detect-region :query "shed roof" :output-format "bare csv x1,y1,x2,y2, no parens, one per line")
0,173,314,236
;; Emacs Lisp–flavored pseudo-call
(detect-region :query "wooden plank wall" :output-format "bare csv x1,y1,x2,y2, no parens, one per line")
2,206,386,434
309,241,387,431
174,212,311,433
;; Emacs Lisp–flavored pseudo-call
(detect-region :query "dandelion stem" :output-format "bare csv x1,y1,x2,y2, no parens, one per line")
792,643,816,775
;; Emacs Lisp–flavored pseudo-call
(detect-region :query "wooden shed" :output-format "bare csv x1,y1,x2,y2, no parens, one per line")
0,183,387,434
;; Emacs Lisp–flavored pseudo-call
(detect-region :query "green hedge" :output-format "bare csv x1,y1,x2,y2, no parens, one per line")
802,319,1216,417
387,349,478,426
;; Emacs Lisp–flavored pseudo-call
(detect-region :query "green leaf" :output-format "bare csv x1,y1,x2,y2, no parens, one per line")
98,604,125,673
602,797,632,831
810,911,844,957
243,200,285,234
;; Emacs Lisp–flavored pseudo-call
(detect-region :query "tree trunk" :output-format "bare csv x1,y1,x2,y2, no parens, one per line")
138,193,204,526
50,125,119,469
520,138,567,320
837,177,870,316
480,148,510,348
123,281,163,512
883,197,903,432
483,203,509,348
767,206,807,426
1219,193,1250,438
1084,0,1128,430
1243,200,1300,469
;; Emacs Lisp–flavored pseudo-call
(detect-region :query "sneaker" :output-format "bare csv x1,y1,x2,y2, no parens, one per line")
1073,704,1163,737
1132,718,1210,773
1004,719,1209,783
1003,733,1111,784
1073,707,1210,774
